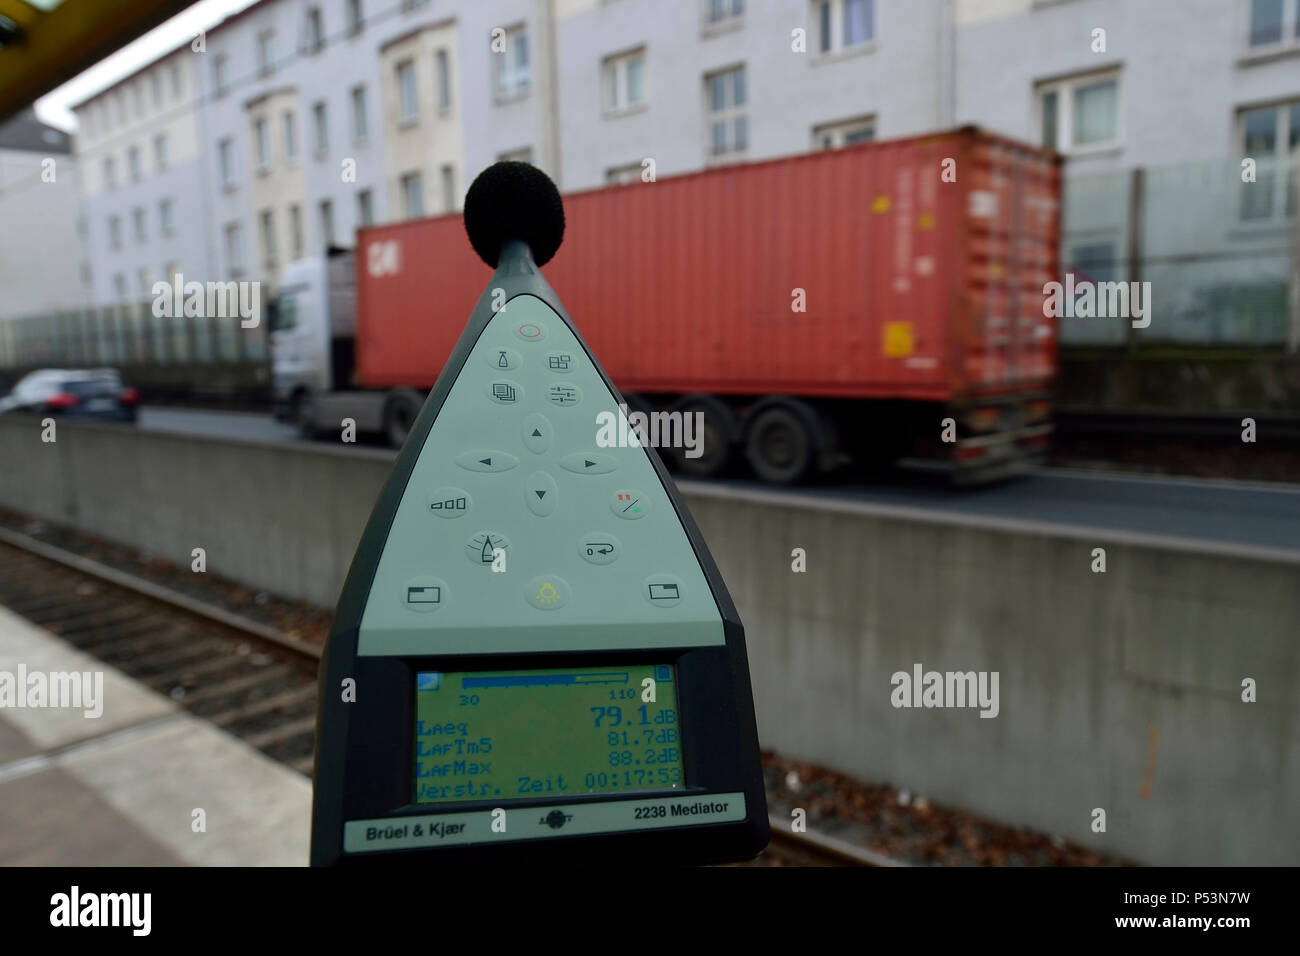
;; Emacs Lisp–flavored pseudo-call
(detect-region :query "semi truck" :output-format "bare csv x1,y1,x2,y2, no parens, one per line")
271,126,1061,484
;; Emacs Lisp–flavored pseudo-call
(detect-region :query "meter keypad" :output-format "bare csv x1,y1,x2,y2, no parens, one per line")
359,294,723,656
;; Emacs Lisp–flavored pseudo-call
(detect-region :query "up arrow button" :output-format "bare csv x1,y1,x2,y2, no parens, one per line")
558,452,618,475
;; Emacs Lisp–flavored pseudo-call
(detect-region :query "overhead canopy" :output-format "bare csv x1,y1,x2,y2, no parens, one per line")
0,0,195,123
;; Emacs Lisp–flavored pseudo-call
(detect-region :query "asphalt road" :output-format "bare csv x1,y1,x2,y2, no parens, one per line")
137,406,1300,556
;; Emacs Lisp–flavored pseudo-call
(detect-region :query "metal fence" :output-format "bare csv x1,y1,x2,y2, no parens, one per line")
1061,155,1298,349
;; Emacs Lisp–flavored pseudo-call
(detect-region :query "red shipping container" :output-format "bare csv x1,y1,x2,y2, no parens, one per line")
356,126,1060,479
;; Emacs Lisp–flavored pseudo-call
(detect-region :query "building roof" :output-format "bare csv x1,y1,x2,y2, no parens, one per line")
0,107,72,154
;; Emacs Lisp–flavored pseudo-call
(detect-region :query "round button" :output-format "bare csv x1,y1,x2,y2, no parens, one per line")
559,452,617,475
545,350,576,373
643,574,684,608
521,413,553,454
488,380,523,405
402,576,447,612
428,486,471,518
465,530,512,567
578,533,621,565
524,575,570,611
486,347,522,371
514,320,546,342
610,489,648,520
546,382,582,408
526,471,558,517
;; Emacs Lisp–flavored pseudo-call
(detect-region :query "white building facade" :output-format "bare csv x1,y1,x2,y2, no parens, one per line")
65,0,1296,344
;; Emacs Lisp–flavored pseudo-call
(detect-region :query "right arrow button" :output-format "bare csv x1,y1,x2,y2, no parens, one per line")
558,452,618,475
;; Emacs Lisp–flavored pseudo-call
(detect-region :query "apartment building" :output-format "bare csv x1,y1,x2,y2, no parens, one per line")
555,0,946,189
0,109,85,319
954,0,1300,345
63,0,1295,346
71,46,212,307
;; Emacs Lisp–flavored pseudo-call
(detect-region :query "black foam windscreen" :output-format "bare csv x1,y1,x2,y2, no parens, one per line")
463,161,566,268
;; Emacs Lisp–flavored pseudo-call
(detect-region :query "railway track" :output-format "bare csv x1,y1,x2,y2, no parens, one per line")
0,527,900,866
0,529,322,776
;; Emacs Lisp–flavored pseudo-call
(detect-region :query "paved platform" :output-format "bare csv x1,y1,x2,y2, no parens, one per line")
0,604,310,865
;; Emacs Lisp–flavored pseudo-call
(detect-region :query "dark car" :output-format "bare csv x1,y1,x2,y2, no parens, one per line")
0,368,139,423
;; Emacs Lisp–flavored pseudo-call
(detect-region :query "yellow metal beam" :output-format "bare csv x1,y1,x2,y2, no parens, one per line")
0,0,196,123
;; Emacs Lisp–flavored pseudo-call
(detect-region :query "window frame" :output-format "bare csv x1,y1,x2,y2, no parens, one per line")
397,60,419,124
493,23,532,99
1035,68,1124,156
602,47,648,114
1236,98,1300,224
704,64,748,160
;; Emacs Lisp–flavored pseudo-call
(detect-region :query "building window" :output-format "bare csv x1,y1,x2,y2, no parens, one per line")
347,0,363,36
814,0,874,54
498,147,533,164
213,55,229,97
441,164,456,212
150,73,162,109
1239,101,1299,221
289,204,303,258
357,189,374,227
159,198,175,237
401,172,424,218
128,146,142,182
258,30,277,76
319,200,335,246
606,162,644,185
224,222,245,277
603,48,646,113
113,273,127,300
153,134,169,171
813,115,875,149
305,7,324,54
351,85,369,143
137,268,153,296
102,157,117,190
108,215,122,249
133,206,147,242
284,111,298,161
493,24,531,97
705,0,744,24
402,0,430,11
436,49,452,111
398,60,418,122
312,101,329,155
115,90,126,122
1037,71,1121,153
255,118,271,173
706,66,747,157
260,209,277,266
163,261,181,284
218,137,235,187
132,82,144,117
1247,0,1296,47
169,63,181,100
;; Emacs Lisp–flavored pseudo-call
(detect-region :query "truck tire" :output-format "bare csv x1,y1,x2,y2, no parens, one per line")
744,400,821,485
294,390,318,440
664,394,736,479
383,388,424,447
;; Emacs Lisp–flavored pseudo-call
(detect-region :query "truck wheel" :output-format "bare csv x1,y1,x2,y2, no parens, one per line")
294,390,318,440
744,401,819,485
383,389,424,447
664,395,736,479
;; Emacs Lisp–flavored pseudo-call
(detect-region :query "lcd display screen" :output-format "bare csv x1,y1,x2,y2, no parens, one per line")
413,664,684,805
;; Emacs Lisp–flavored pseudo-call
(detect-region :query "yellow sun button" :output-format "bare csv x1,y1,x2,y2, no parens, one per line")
525,575,571,611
